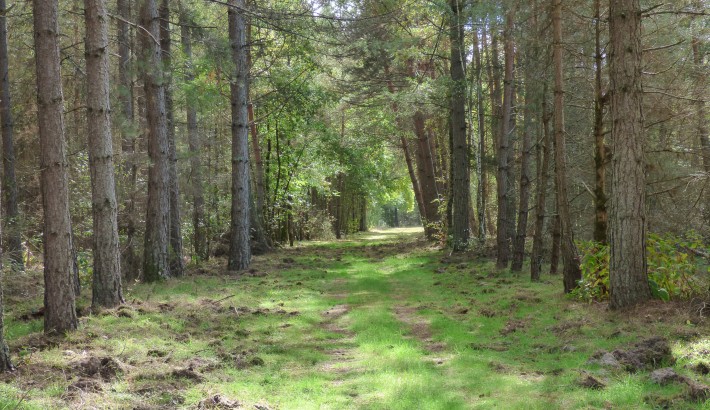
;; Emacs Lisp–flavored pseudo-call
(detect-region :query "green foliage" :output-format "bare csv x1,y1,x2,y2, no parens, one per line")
572,241,610,302
572,233,707,302
646,232,705,299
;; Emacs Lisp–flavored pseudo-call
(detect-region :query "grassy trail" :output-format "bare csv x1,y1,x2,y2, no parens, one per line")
1,228,709,409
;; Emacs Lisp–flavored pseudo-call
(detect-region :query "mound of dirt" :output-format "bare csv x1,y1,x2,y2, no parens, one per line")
579,374,606,389
73,356,123,381
588,337,674,372
612,337,674,372
197,394,241,409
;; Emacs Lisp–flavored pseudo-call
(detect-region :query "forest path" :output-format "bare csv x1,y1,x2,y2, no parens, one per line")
2,228,709,409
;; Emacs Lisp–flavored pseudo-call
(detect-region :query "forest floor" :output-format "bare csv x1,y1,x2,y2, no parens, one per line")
1,227,709,409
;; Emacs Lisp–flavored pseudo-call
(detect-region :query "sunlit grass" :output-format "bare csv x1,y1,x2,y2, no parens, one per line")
1,227,708,408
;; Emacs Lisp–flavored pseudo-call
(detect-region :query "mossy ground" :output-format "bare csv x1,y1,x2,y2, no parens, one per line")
1,228,709,409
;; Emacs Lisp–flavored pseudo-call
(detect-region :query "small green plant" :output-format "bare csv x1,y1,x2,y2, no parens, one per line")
572,241,610,302
573,232,707,302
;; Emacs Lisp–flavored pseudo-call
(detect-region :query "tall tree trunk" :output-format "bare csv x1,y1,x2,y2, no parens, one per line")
552,0,582,292
245,18,270,253
531,88,552,281
160,0,184,276
228,0,251,270
116,0,139,281
0,0,22,271
402,136,427,221
0,1,9,358
511,68,533,272
0,141,11,368
496,9,516,267
139,0,171,281
385,76,427,227
693,37,709,173
85,0,124,308
414,110,441,239
608,0,650,309
473,24,487,244
178,4,207,261
33,0,78,333
0,266,11,370
593,0,609,243
691,36,710,228
449,0,469,251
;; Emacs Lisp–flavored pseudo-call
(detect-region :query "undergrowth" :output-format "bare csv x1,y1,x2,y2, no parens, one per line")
0,228,708,409
574,232,710,303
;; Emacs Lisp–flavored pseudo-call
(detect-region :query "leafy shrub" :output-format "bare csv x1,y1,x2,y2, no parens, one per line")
572,233,707,302
573,241,610,302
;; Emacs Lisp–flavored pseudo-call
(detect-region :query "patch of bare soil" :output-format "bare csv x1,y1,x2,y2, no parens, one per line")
321,304,352,332
392,305,447,358
500,319,528,336
318,303,361,384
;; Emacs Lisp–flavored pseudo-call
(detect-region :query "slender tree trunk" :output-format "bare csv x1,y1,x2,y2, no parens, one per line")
140,0,171,281
228,0,251,270
178,4,207,261
691,36,709,228
450,0,469,251
159,0,184,276
414,110,441,238
693,38,709,173
403,136,426,221
497,9,516,267
0,130,11,367
531,89,552,281
85,0,124,308
0,0,22,271
511,70,533,272
552,0,582,292
33,0,78,333
473,25,487,244
0,266,11,370
0,1,10,355
593,0,609,243
245,19,270,253
608,0,650,309
385,76,427,228
117,0,138,281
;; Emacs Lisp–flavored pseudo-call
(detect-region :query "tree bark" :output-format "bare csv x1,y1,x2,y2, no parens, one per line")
414,110,441,239
245,19,270,254
0,0,9,359
33,0,78,333
0,0,22,271
139,0,171,281
531,88,552,281
511,67,533,272
0,156,11,368
691,37,709,228
116,0,139,281
449,0,469,251
593,0,609,243
402,135,426,222
552,0,582,292
160,0,185,277
228,0,252,270
691,37,709,173
0,267,11,370
608,0,651,309
85,0,124,308
472,23,487,244
497,8,516,267
178,4,207,261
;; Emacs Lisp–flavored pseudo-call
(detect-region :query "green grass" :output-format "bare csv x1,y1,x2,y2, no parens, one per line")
1,227,709,409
